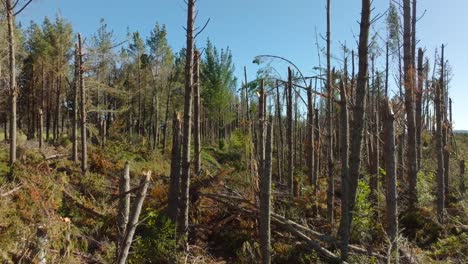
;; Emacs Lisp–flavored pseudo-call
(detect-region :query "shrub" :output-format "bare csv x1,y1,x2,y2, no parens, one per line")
129,207,177,263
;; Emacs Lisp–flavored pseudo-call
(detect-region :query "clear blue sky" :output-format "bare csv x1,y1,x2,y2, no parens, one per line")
18,0,468,129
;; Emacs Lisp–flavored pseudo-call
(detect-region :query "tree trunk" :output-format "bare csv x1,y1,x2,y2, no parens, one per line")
6,0,17,165
177,0,195,247
260,118,273,264
339,73,350,261
416,48,424,170
72,44,79,164
403,0,418,208
193,50,201,175
78,34,87,173
341,0,371,255
307,84,315,186
168,112,182,222
117,172,151,264
326,0,334,225
435,45,445,222
275,81,284,183
117,162,131,255
313,108,320,216
460,160,465,195
162,82,173,153
39,109,44,149
382,99,398,263
286,68,294,196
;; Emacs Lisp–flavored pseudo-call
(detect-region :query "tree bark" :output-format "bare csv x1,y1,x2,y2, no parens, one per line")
117,162,131,255
382,99,398,263
435,45,445,222
341,0,371,255
307,84,315,186
193,50,201,175
460,160,465,195
117,172,151,264
260,115,273,264
168,112,182,222
177,0,195,247
416,48,424,170
339,73,350,261
78,34,87,173
286,68,294,196
6,0,17,165
72,44,79,164
403,0,418,208
39,108,43,149
326,0,334,225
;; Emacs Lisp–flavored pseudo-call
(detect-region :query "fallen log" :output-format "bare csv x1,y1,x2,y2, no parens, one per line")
201,192,387,261
201,192,343,263
62,190,106,219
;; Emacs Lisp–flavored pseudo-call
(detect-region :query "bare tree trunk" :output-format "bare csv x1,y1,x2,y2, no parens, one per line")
116,162,130,255
117,172,151,264
275,81,284,183
177,0,195,247
6,0,17,165
286,68,294,196
385,42,389,97
326,0,334,225
78,34,87,173
382,99,398,263
168,113,182,222
460,160,465,195
307,84,315,186
341,0,371,255
339,72,350,261
258,80,266,181
162,82,173,153
39,109,43,149
260,117,273,264
313,108,320,216
193,50,201,176
435,45,445,222
416,48,424,170
403,0,418,208
72,44,79,164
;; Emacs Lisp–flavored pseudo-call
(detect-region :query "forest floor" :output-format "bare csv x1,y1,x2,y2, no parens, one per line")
0,133,467,263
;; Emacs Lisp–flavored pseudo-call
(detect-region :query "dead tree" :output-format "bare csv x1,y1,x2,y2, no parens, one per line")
78,33,87,173
341,0,371,256
39,108,43,149
286,68,294,196
72,43,79,164
193,50,201,176
117,171,151,264
258,80,266,180
168,112,182,222
313,108,320,216
275,81,284,183
382,99,398,263
460,160,465,195
339,70,350,260
260,115,273,264
415,48,424,170
117,162,131,255
307,84,315,186
5,0,21,164
435,45,445,222
403,0,418,208
177,0,195,247
326,0,335,225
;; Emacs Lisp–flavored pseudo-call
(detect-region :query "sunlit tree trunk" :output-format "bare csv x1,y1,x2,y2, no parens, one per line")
177,0,195,248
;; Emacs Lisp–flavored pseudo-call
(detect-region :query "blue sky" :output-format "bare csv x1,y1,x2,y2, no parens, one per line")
18,0,468,129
